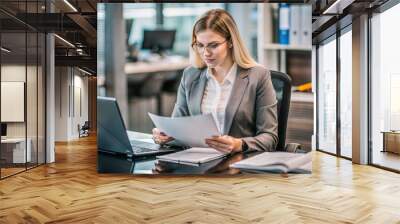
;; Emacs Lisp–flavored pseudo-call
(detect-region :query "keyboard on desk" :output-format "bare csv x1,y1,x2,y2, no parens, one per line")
130,140,174,155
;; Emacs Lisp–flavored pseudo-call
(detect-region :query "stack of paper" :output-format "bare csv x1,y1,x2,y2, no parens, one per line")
149,113,221,147
230,152,312,173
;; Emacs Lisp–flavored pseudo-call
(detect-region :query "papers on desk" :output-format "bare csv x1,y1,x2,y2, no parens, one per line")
230,152,312,173
156,147,228,166
148,113,221,147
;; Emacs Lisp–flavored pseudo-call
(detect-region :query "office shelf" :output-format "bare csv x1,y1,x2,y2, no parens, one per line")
264,43,312,51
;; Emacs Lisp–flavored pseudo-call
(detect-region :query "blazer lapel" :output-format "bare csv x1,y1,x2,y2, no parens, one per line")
223,67,249,135
188,69,207,115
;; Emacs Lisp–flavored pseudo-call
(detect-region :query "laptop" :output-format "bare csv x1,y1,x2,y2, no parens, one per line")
97,96,178,157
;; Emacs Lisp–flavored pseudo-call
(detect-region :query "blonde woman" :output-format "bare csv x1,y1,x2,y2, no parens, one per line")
153,9,278,153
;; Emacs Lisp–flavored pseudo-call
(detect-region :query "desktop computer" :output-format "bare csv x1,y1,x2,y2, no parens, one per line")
141,29,176,56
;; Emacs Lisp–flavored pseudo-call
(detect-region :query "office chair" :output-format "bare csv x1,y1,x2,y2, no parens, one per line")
129,74,165,115
162,71,182,94
270,71,306,153
78,121,90,138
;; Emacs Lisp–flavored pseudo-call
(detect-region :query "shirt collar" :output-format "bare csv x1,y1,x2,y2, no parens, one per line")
206,63,237,85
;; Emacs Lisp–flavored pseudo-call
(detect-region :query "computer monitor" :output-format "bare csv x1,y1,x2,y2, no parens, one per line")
1,123,7,137
141,29,176,54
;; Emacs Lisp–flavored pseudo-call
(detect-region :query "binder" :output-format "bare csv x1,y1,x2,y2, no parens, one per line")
289,5,301,46
271,4,279,43
300,5,312,47
279,3,290,45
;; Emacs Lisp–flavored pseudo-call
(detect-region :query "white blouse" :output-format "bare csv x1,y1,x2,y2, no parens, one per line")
201,63,237,133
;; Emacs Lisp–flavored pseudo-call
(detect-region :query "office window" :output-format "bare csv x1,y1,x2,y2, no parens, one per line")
317,37,337,154
371,3,400,171
163,3,224,56
339,29,352,158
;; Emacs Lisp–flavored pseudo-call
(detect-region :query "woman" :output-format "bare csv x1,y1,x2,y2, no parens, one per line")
153,9,278,153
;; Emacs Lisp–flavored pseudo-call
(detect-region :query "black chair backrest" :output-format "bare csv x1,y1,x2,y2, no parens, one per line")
270,71,292,151
82,121,90,129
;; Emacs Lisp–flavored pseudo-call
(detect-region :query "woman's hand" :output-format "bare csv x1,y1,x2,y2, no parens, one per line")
152,128,174,145
205,135,243,153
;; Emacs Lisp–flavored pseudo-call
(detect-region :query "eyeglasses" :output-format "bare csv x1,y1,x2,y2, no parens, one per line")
193,40,228,53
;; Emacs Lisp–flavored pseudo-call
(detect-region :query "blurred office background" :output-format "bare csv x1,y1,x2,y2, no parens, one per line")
97,3,313,151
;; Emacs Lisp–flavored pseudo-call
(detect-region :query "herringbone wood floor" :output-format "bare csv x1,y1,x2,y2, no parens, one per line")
1,135,400,223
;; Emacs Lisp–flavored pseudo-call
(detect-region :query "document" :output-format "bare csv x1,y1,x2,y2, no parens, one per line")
148,113,221,147
156,147,228,166
230,152,312,173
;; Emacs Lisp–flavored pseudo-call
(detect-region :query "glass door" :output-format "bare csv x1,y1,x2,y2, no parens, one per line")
317,35,337,154
370,2,400,171
339,27,352,158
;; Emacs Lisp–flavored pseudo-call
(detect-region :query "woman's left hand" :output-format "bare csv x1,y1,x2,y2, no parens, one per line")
205,135,243,153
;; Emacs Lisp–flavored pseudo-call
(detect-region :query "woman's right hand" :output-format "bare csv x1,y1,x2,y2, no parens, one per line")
152,128,174,145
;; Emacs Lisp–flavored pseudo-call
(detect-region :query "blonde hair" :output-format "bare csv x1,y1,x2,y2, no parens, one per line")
190,9,258,69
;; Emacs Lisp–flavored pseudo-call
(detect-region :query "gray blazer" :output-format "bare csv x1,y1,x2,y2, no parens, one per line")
171,65,278,151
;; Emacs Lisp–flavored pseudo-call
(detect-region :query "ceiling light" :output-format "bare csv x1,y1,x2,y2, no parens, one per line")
63,0,78,12
323,0,354,15
54,34,75,48
78,67,92,76
1,47,11,53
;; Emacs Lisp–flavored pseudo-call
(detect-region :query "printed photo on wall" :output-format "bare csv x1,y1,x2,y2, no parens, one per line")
96,2,313,175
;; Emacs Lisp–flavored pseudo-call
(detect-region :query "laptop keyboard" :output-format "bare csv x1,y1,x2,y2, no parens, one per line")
130,140,162,154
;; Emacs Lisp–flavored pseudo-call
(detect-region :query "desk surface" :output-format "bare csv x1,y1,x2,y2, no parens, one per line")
125,56,190,75
98,131,310,175
98,150,258,175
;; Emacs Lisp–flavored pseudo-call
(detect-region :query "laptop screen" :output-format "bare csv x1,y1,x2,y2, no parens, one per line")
97,97,132,155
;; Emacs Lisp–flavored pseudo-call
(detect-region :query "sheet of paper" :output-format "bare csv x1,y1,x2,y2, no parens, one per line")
148,113,221,147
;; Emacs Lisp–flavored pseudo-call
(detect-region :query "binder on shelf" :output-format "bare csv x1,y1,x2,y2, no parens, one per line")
271,4,279,43
278,3,290,45
300,5,312,47
289,5,301,46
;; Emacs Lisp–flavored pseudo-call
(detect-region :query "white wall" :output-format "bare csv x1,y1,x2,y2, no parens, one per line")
1,64,46,164
55,67,89,141
1,65,31,137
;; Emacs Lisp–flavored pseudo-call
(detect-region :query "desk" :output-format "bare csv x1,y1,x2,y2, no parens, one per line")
125,56,190,75
98,132,310,175
1,138,31,163
382,131,400,154
125,57,189,83
98,150,256,175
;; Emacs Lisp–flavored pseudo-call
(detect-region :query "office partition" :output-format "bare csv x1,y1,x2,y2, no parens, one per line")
0,1,47,179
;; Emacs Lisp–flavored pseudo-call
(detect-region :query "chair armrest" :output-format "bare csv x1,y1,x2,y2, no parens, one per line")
284,143,309,153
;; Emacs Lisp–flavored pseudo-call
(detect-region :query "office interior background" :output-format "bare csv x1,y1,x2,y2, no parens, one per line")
0,0,400,223
0,0,97,179
0,0,398,175
313,0,400,172
97,3,314,153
